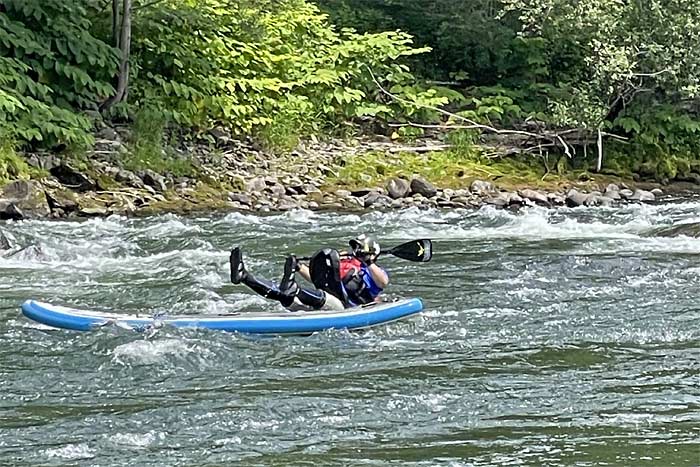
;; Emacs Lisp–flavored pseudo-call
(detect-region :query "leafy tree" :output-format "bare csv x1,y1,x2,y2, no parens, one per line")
502,0,700,128
0,0,117,146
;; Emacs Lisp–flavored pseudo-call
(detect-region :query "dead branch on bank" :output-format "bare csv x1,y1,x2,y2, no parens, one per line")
368,67,629,168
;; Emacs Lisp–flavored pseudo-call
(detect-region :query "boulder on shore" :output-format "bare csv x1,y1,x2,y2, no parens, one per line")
0,180,50,218
410,176,437,198
386,177,410,199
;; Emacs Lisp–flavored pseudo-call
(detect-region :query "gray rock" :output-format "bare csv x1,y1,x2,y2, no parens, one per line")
285,186,302,196
619,189,634,199
518,189,550,206
266,184,284,197
50,164,96,192
27,153,60,171
317,164,338,177
566,189,588,207
484,194,509,207
320,202,343,210
244,176,266,193
0,229,11,250
386,177,410,199
364,193,392,208
630,189,655,202
228,192,252,205
3,180,32,199
141,170,168,192
0,201,24,220
335,189,352,199
584,194,612,207
96,127,120,141
679,173,700,184
46,190,79,213
349,187,375,198
470,180,495,196
78,205,109,217
115,169,144,188
276,199,298,211
603,185,621,199
209,127,232,146
300,184,321,195
410,176,437,198
442,188,455,199
347,197,365,209
506,193,524,206
651,188,663,196
548,194,566,205
2,180,50,217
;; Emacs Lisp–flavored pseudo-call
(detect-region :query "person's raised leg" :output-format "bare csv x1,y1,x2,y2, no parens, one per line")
230,247,290,304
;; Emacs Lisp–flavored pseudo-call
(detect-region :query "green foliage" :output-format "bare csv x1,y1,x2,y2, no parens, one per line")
502,0,700,127
126,0,435,146
0,133,30,183
317,0,526,83
123,108,194,176
0,0,117,147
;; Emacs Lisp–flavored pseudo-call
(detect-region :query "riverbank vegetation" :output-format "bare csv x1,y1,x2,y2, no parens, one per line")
1,0,699,187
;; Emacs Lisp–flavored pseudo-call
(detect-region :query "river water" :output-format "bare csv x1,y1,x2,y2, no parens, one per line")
1,201,698,466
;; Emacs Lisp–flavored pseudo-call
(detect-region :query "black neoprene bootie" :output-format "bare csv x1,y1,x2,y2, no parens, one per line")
229,247,247,284
277,255,300,307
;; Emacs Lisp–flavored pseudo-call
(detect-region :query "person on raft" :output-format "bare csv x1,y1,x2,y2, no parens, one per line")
230,235,389,311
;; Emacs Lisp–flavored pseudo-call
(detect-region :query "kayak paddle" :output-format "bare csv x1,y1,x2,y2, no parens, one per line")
299,239,432,263
382,238,432,262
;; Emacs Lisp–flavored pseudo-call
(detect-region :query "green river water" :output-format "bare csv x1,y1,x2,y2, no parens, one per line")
0,202,698,466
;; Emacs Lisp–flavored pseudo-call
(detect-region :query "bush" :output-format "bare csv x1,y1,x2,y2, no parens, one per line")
0,0,117,147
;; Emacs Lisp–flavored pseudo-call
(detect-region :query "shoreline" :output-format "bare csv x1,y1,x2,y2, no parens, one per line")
0,135,694,221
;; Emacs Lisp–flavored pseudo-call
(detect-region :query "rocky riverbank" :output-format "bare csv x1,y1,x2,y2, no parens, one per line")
0,132,671,221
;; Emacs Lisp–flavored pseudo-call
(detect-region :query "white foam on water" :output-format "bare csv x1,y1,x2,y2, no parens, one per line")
213,436,242,446
44,443,95,460
112,338,197,365
219,211,264,225
317,414,351,425
136,218,203,239
109,431,161,449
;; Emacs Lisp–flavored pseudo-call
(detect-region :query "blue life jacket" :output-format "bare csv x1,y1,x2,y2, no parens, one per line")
339,257,387,306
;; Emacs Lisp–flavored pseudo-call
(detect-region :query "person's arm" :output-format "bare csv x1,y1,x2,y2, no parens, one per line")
366,261,389,289
298,263,311,282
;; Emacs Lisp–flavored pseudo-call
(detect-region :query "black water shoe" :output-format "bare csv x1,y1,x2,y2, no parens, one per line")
279,255,299,299
229,247,247,284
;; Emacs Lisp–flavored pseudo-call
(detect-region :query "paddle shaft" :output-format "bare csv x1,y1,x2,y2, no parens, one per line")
297,239,431,262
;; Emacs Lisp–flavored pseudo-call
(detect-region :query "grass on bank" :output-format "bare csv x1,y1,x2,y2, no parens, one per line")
327,146,596,192
0,135,32,184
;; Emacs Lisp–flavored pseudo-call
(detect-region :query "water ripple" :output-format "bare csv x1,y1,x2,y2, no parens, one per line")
1,203,699,466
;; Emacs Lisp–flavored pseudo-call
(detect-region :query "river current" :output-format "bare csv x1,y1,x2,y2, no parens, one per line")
0,200,698,466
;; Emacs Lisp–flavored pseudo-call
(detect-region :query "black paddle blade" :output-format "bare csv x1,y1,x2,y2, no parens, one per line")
387,239,432,262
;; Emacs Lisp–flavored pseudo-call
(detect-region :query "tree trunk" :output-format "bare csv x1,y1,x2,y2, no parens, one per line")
102,0,131,112
112,0,120,48
596,129,603,172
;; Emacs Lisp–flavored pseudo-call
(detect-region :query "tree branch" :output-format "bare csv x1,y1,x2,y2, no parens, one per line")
133,0,169,11
368,67,576,157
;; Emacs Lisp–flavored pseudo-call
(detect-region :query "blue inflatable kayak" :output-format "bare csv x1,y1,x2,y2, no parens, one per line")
20,298,424,335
